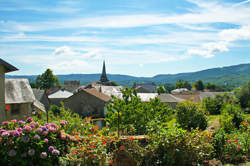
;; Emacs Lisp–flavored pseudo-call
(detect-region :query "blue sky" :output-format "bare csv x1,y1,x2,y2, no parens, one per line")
1,0,250,76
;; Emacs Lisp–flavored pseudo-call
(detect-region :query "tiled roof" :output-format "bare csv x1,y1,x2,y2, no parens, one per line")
5,79,35,104
48,90,73,99
0,58,18,73
137,93,158,102
84,88,111,102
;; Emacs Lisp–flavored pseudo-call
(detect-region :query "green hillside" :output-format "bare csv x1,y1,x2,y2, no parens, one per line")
6,63,250,87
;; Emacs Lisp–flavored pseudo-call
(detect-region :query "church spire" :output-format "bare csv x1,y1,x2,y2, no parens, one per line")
100,60,109,83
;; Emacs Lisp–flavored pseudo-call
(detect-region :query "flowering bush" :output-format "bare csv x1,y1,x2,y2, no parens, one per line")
145,124,214,166
0,117,72,165
59,117,116,166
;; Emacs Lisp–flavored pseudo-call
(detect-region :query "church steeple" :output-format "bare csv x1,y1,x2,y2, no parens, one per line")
100,61,109,83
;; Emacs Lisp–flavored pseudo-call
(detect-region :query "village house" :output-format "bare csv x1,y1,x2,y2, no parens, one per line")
0,58,18,122
48,89,73,106
5,79,36,120
64,87,111,118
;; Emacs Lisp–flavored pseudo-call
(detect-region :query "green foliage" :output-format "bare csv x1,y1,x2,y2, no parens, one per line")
203,93,236,115
110,81,119,86
105,87,173,135
194,80,204,91
235,81,250,109
145,124,214,166
213,125,249,164
36,69,61,90
183,81,192,90
163,83,175,93
206,82,216,90
176,101,208,130
33,104,91,136
156,85,166,94
220,104,244,133
175,79,184,89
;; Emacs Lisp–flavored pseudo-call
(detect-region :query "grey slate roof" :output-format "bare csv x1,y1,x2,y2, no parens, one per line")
5,79,35,104
48,89,73,99
33,100,46,113
0,58,18,73
135,83,157,93
158,94,185,103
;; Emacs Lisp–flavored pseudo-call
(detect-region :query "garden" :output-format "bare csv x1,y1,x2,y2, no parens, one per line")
0,81,249,166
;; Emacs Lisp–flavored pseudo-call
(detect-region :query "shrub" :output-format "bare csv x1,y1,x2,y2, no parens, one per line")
0,118,72,165
106,87,174,135
145,124,214,166
176,101,208,130
220,104,244,133
59,117,113,166
33,104,92,136
213,126,249,164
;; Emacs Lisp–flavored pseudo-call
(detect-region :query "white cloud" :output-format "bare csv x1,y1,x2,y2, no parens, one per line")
188,41,229,58
53,46,77,56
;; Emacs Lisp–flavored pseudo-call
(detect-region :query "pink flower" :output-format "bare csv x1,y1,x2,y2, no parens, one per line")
1,131,10,137
44,138,49,143
1,121,9,125
237,145,241,150
11,119,17,123
34,122,39,126
23,125,32,132
48,127,56,133
18,120,25,125
26,117,32,122
60,135,66,140
40,152,47,159
227,139,232,143
43,131,48,136
60,120,67,126
234,139,238,143
30,124,35,128
48,146,54,151
36,128,43,133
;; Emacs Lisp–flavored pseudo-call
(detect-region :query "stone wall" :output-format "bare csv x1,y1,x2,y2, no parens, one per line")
0,65,6,122
6,103,32,120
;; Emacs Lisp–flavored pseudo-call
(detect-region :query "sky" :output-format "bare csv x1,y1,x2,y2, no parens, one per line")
1,0,250,77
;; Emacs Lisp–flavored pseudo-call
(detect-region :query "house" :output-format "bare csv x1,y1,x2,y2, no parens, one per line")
133,82,157,93
171,88,190,94
32,89,50,110
64,87,111,118
0,58,18,122
158,94,185,109
48,89,73,106
172,94,201,102
5,79,35,120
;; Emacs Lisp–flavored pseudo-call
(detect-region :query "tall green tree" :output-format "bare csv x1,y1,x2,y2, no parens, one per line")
156,85,166,94
175,79,184,89
194,80,204,91
235,81,250,109
206,82,216,91
183,81,192,90
36,69,61,90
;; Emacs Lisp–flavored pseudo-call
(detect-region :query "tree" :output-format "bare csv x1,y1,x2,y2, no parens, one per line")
194,80,204,91
183,81,192,90
164,83,175,93
235,81,250,109
105,87,173,135
175,79,184,89
36,69,61,90
176,101,207,131
156,85,166,94
206,83,216,91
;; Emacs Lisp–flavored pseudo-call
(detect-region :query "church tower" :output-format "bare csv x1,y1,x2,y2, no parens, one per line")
99,61,109,83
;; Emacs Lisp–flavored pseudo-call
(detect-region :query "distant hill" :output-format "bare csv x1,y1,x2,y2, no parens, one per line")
6,63,250,87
